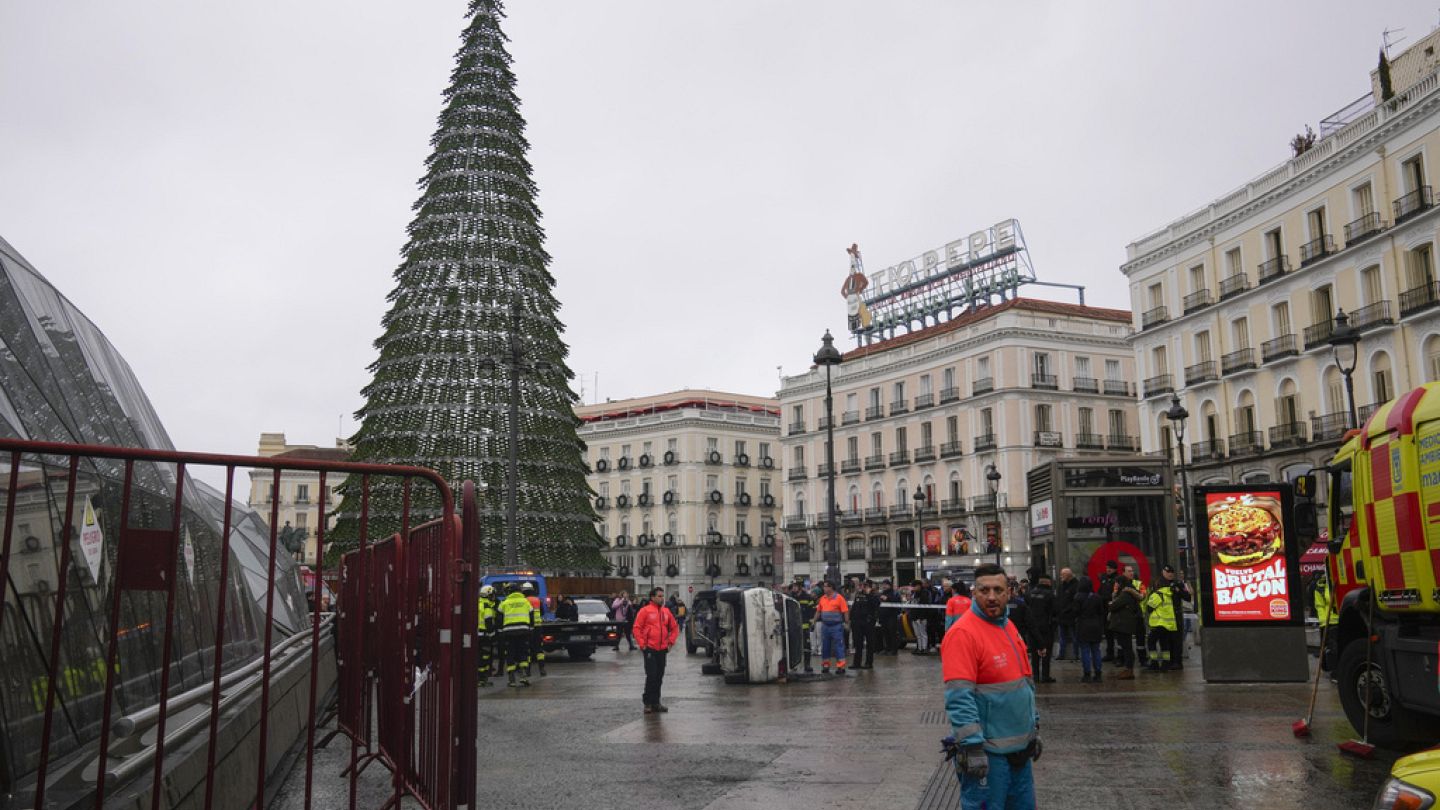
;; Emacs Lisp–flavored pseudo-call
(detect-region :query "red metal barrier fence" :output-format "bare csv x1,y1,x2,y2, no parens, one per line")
0,438,478,810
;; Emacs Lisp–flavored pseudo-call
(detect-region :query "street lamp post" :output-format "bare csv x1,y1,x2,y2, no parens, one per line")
1328,308,1362,429
814,330,843,587
986,465,1002,567
1165,394,1195,576
913,486,927,581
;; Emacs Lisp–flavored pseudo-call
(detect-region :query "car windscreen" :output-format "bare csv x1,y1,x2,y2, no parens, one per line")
576,601,608,615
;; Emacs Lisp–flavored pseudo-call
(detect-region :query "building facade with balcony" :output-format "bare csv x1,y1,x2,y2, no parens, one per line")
1123,31,1440,493
576,390,781,597
778,298,1138,585
245,433,351,565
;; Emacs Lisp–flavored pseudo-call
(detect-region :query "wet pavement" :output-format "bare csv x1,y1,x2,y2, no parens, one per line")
276,643,1403,809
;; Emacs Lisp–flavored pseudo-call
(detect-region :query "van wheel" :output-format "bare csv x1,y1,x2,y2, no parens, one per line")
1336,637,1433,747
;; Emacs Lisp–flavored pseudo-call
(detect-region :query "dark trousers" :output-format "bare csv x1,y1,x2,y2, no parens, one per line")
642,648,668,706
503,631,531,676
621,619,635,649
1104,629,1117,659
477,634,496,679
852,622,875,665
1114,633,1134,669
882,619,900,652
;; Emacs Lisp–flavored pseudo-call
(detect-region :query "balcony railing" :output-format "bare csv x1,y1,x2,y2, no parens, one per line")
889,504,912,518
1103,379,1131,396
1394,186,1434,223
889,400,909,416
973,377,995,396
1072,376,1099,393
1184,360,1218,386
1344,211,1385,244
1182,289,1214,314
1229,430,1264,456
1190,438,1225,462
970,494,997,512
817,416,832,430
869,545,891,560
941,498,967,514
889,450,911,466
1311,411,1352,443
1351,300,1394,332
1258,255,1291,284
1401,281,1440,316
863,507,886,524
914,444,937,462
784,514,808,529
1360,402,1382,424
865,454,885,470
1141,305,1169,329
817,462,834,477
1303,318,1334,349
788,466,807,480
1031,373,1058,390
1219,273,1251,299
842,409,860,425
1268,421,1308,449
1106,434,1139,453
1143,373,1174,397
914,392,935,409
1299,235,1335,266
865,405,883,420
940,440,963,458
787,421,806,435
940,386,960,404
974,433,997,452
1033,430,1063,448
841,458,861,474
1261,334,1298,363
1076,432,1105,450
1221,348,1256,375
841,510,864,525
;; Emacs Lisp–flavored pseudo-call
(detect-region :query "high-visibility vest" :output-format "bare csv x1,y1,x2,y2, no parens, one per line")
817,593,848,625
1145,585,1177,630
478,597,499,635
1315,579,1339,626
500,593,533,631
527,594,542,625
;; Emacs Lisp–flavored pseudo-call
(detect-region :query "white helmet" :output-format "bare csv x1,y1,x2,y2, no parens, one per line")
480,585,495,597
520,582,535,593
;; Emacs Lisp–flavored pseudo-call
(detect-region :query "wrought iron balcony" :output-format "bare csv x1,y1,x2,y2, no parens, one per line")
1219,273,1252,299
888,504,912,518
1106,434,1139,452
1221,348,1256,375
842,409,860,425
940,386,960,404
1303,318,1334,349
1394,186,1433,223
784,514,808,529
1076,432,1105,450
940,440,963,458
914,392,935,409
1103,379,1131,396
973,377,994,396
1268,421,1308,449
889,450,911,467
1261,334,1297,363
1184,360,1218,386
889,400,909,416
970,494,998,512
1141,305,1170,329
1360,402,1382,423
1401,281,1440,316
787,421,806,435
1311,411,1352,443
865,454,886,470
941,497,967,514
817,462,834,477
1257,255,1291,284
1190,438,1225,462
1351,300,1394,332
841,458,861,474
1031,373,1058,390
863,507,886,524
1299,235,1335,266
1072,376,1099,393
1344,211,1385,244
1143,373,1174,397
974,433,997,452
1182,289,1214,314
865,405,883,420
841,509,863,525
817,416,832,430
787,466,808,481
1229,430,1264,456
914,444,937,462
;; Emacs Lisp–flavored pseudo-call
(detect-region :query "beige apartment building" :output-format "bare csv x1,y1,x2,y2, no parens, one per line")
246,433,351,565
778,298,1137,584
1124,31,1440,493
576,391,781,597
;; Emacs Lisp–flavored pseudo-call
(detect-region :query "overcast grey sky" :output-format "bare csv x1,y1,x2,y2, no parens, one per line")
2,2,1436,474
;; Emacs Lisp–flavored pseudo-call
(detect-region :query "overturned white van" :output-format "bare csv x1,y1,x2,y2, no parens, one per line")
701,587,804,684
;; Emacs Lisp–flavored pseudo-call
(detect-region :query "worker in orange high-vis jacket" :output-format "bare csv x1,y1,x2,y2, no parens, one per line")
944,580,972,632
941,563,1039,809
816,579,850,676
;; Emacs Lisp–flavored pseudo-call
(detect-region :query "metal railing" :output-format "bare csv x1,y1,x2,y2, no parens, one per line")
1184,360,1218,385
1394,186,1433,222
1106,434,1139,452
1344,211,1385,244
1351,300,1394,332
1076,433,1105,449
1103,379,1131,396
865,454,886,470
1191,438,1225,461
1183,289,1213,314
787,466,807,480
1261,334,1297,363
841,458,861,474
1219,273,1251,299
1229,430,1264,455
1401,281,1440,316
1072,376,1099,393
1258,255,1290,284
865,405,884,420
841,410,860,425
1031,373,1058,390
1303,318,1334,349
889,400,909,416
914,393,935,409
914,445,937,462
888,450,911,466
1221,348,1256,374
973,377,994,396
1311,412,1351,442
941,498,967,514
1268,421,1308,448
940,386,960,403
1299,235,1335,265
974,433,997,451
940,440,963,458
787,421,806,435
1142,374,1174,397
1141,305,1169,329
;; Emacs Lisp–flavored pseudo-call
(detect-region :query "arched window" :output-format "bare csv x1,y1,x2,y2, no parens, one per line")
948,471,963,503
1276,378,1301,428
1370,350,1394,407
848,483,861,513
871,481,884,509
1425,335,1440,382
895,478,909,507
921,475,936,505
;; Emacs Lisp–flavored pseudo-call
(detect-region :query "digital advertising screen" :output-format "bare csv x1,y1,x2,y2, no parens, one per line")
1194,484,1303,627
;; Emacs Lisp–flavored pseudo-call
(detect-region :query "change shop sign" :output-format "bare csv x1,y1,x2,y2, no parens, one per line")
1196,484,1303,627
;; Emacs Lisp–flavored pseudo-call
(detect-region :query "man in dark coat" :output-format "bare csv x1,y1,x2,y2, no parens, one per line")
1098,560,1120,661
879,580,902,654
849,580,882,669
1056,568,1079,661
1024,573,1058,683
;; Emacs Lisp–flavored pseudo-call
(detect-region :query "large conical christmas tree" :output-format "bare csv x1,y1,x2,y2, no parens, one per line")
332,0,602,571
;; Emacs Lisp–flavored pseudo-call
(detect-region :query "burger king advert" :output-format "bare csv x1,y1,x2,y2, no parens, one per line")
1205,491,1291,622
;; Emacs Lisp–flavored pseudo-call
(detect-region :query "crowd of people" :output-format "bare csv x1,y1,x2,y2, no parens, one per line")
607,590,687,651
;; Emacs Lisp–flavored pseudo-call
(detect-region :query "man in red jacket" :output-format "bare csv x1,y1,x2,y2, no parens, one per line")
633,586,679,714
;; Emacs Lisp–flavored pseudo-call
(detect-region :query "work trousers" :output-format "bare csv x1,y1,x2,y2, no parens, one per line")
1148,627,1174,667
851,622,875,666
502,631,531,675
477,634,496,680
820,622,846,667
641,648,667,707
958,753,1036,810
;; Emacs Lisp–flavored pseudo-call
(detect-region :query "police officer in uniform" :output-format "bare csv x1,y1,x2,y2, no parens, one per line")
795,583,818,673
477,584,499,687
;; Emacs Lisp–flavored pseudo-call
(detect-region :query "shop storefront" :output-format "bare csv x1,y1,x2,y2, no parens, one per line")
1026,458,1177,587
